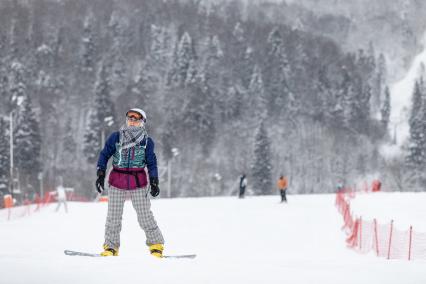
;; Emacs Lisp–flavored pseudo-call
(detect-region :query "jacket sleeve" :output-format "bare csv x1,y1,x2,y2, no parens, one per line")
97,132,119,171
145,137,158,179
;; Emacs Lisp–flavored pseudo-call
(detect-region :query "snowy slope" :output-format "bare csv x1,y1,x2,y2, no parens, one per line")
0,194,425,284
390,36,426,147
350,192,426,231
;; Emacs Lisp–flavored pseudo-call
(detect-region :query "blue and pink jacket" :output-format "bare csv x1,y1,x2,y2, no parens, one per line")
97,132,158,190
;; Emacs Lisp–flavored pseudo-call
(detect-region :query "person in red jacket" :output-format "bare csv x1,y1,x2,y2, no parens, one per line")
372,179,381,192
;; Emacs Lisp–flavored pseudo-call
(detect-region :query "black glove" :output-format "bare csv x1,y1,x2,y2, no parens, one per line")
150,177,160,197
96,169,105,193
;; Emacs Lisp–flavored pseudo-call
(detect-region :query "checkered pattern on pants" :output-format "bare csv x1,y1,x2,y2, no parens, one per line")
104,185,164,249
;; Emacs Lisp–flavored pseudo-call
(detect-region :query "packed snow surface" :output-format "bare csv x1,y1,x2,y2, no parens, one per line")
1,193,425,284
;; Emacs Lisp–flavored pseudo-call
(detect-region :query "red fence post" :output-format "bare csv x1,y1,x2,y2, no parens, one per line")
387,220,394,259
346,218,360,248
408,226,413,261
359,217,362,250
374,219,379,256
342,203,348,227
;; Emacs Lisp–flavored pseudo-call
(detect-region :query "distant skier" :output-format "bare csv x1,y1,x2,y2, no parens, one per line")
371,179,381,192
239,174,247,198
55,176,68,213
96,108,164,258
336,182,344,193
277,175,288,203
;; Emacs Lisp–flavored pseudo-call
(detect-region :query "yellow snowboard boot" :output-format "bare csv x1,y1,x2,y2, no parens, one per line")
149,244,164,258
100,244,119,256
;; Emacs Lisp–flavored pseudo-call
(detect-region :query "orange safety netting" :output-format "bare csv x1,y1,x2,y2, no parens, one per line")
0,191,90,221
336,187,426,261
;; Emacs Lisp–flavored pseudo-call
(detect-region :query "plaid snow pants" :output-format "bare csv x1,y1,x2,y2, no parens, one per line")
104,185,164,249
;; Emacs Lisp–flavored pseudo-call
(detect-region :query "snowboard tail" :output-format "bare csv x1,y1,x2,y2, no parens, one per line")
162,254,196,259
64,250,101,257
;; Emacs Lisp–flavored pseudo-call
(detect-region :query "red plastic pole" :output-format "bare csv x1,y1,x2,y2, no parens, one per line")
343,204,348,222
374,219,379,256
359,217,362,250
387,220,393,259
408,226,413,261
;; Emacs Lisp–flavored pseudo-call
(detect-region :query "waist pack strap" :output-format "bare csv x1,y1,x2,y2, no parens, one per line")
112,168,145,188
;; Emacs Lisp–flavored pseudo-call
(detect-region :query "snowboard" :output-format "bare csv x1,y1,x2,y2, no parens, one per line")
64,249,196,259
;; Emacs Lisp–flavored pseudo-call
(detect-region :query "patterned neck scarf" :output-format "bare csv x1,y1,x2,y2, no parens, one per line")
119,124,147,150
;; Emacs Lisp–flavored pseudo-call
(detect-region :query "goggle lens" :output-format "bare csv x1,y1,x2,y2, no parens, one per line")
126,115,142,122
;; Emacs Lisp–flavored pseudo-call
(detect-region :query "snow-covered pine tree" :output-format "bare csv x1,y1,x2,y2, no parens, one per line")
63,118,77,156
251,121,273,195
83,62,116,163
352,51,374,130
34,43,63,182
9,62,27,107
220,84,243,121
9,19,19,59
35,44,54,71
230,22,251,88
381,86,391,130
241,47,255,89
168,32,196,87
356,49,376,85
313,66,334,123
183,75,216,156
83,108,101,163
248,65,267,124
185,34,225,155
35,44,57,105
149,24,165,66
106,11,128,98
134,25,171,105
340,64,361,131
134,60,157,105
357,83,372,127
81,15,97,73
137,25,171,96
203,35,223,86
0,64,8,114
162,31,197,161
0,117,10,190
290,33,309,94
147,25,171,74
94,63,116,125
8,61,42,185
330,82,346,129
14,95,42,179
372,53,387,113
406,80,425,167
264,27,291,117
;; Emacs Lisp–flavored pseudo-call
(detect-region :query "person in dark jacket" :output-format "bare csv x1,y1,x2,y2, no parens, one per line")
96,108,164,258
239,174,247,198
